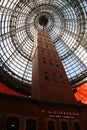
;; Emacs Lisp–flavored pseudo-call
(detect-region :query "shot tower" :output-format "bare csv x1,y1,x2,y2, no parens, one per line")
32,16,75,104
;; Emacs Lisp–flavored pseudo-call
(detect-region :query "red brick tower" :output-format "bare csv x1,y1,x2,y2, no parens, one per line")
32,29,75,104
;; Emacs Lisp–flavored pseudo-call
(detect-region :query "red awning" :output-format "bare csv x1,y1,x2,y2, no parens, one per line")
0,82,25,97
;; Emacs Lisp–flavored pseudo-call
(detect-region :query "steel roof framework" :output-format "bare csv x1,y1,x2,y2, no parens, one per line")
0,0,87,87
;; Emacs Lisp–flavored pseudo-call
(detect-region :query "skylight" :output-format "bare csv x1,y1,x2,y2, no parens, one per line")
0,0,87,86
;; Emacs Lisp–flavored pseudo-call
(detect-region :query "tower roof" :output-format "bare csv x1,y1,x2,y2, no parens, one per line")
0,0,87,87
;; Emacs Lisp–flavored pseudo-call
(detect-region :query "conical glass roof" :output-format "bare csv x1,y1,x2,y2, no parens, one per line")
0,0,87,87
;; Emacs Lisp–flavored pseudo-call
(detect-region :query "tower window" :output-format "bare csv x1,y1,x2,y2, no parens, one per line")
39,36,42,39
60,76,65,84
44,72,49,80
42,49,44,52
26,119,36,130
49,59,52,65
48,51,50,55
53,73,57,82
56,61,59,67
53,53,56,57
43,58,46,64
46,45,48,48
61,121,68,130
48,121,55,130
